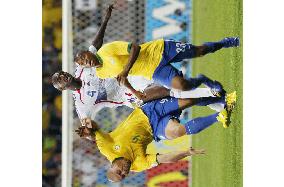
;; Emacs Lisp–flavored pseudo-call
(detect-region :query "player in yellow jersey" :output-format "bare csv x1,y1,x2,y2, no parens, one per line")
74,2,239,99
75,92,236,182
76,36,239,100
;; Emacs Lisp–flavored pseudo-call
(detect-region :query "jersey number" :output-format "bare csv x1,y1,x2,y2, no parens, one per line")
176,42,186,53
87,91,97,97
132,135,141,143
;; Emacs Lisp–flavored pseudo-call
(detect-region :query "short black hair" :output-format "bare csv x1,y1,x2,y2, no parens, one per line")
51,71,66,91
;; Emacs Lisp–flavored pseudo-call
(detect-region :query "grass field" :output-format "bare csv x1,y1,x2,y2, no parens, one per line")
191,0,243,187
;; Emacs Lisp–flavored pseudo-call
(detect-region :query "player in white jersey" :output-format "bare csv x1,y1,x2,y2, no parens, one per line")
72,65,138,119
52,67,224,121
51,4,223,120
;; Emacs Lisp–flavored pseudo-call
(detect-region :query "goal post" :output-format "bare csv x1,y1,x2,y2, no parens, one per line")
62,0,74,186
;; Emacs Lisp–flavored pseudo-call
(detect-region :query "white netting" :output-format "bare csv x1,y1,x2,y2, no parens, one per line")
71,1,146,186
70,0,192,186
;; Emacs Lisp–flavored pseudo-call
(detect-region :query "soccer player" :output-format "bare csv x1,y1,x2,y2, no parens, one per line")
76,37,239,99
51,67,222,120
74,2,238,99
77,36,239,99
75,93,236,182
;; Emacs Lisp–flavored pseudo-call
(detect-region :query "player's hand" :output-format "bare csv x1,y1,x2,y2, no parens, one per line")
133,90,146,100
188,147,206,156
75,126,91,138
75,118,98,138
81,118,93,128
116,71,128,86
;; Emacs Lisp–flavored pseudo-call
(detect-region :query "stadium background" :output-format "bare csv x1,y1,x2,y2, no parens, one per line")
42,0,242,186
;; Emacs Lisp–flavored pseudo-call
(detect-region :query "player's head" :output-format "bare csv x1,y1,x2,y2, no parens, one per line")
51,71,82,91
106,157,131,182
75,50,100,68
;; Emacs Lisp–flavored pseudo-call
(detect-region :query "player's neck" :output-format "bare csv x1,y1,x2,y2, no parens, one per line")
70,78,82,91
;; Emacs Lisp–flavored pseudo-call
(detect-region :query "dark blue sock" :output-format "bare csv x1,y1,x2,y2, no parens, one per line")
185,113,218,134
186,74,216,90
203,40,224,54
195,97,225,106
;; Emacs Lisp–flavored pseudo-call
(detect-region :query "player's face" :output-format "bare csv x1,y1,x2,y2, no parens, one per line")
76,51,99,68
108,158,131,182
57,72,81,90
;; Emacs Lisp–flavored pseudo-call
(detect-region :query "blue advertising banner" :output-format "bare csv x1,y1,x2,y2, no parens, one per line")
145,0,192,42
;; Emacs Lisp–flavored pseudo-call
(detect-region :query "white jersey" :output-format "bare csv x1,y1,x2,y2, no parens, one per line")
73,65,153,119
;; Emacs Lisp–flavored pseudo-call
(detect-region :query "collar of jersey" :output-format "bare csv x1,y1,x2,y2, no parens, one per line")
95,53,103,65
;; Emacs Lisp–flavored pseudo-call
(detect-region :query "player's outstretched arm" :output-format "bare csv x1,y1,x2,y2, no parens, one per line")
116,43,141,85
157,147,206,164
75,118,99,141
92,3,116,50
122,77,146,100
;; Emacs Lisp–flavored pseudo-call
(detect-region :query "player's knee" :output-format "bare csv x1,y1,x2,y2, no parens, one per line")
179,80,191,90
167,125,185,139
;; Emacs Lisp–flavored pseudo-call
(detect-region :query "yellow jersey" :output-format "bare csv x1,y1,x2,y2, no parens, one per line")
95,108,158,172
95,39,164,80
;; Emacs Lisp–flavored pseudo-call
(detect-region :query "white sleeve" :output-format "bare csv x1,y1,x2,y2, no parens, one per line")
127,76,154,91
88,45,97,54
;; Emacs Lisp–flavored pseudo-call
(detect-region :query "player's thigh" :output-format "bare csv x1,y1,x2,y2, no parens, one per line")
153,64,183,88
155,115,182,140
171,76,191,90
170,44,198,62
164,118,186,140
143,85,170,102
177,98,197,110
153,97,181,117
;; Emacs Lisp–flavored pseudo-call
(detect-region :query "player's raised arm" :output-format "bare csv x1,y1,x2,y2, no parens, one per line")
156,147,206,164
116,42,141,85
91,3,116,50
75,118,99,141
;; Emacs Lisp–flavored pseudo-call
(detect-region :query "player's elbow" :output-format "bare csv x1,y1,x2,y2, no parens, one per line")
131,43,141,53
92,40,102,50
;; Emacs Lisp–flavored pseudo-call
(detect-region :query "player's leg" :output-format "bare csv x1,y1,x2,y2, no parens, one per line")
152,63,224,96
170,37,240,62
207,103,225,112
164,113,219,139
142,85,216,103
142,85,170,103
154,93,236,140
170,87,215,98
143,96,225,119
171,74,225,96
178,96,225,111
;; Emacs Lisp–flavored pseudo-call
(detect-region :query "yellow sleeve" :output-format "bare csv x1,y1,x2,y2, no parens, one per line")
95,131,118,162
145,154,159,169
102,41,132,56
95,130,113,150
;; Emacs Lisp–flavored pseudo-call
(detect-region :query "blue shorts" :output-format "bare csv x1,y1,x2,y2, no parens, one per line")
141,97,181,141
152,40,195,88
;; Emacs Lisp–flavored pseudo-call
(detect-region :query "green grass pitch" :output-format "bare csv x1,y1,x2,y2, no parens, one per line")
191,0,243,187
